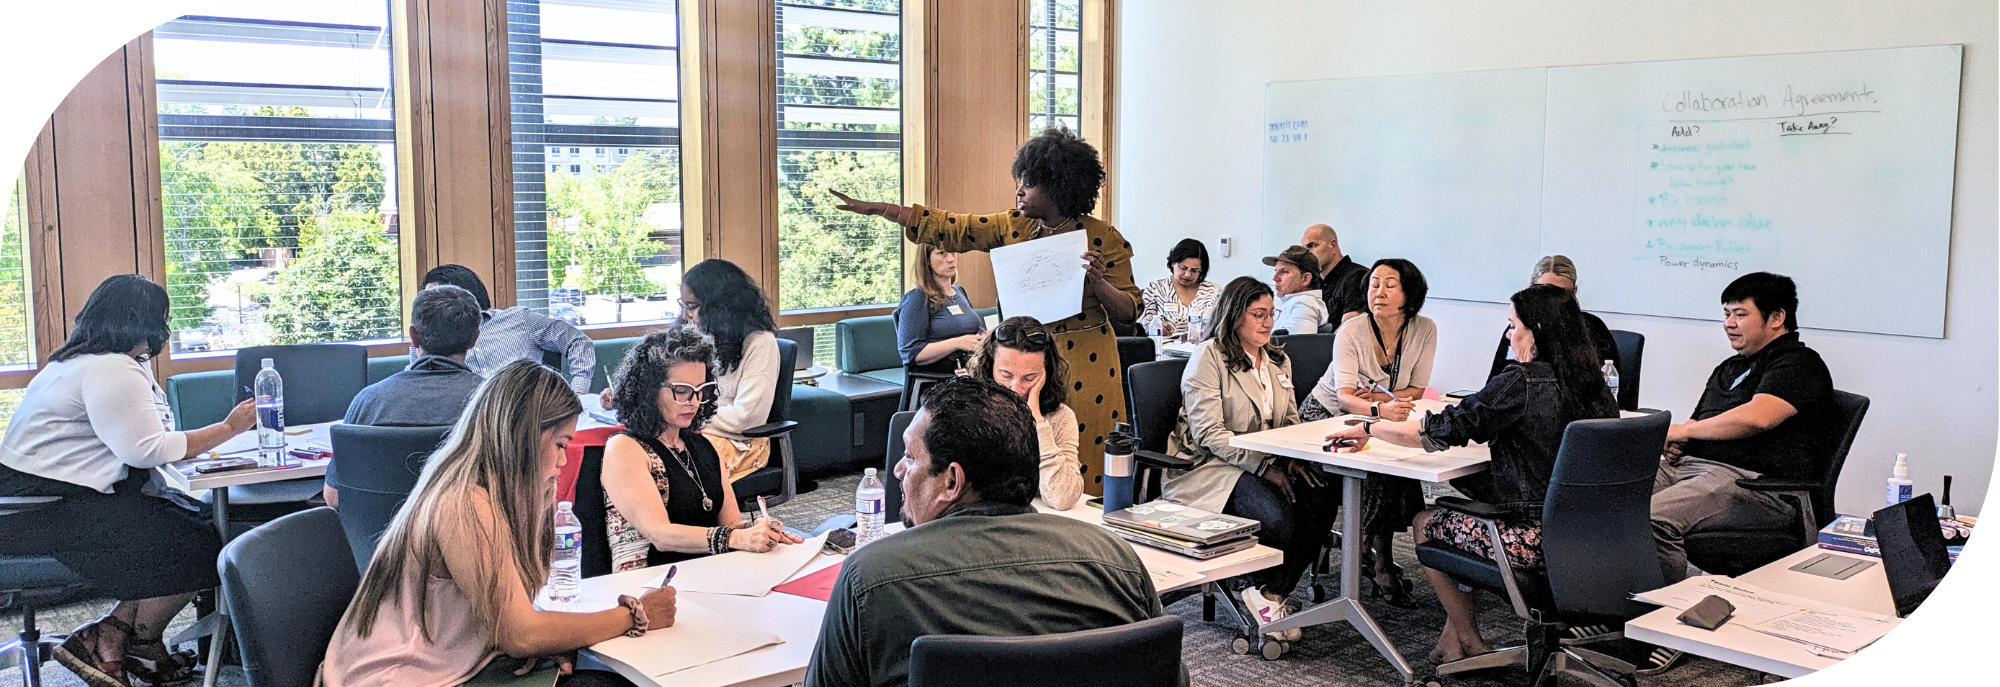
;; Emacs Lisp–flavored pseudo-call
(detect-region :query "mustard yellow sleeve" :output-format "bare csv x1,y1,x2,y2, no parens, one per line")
902,205,1038,253
1095,225,1143,316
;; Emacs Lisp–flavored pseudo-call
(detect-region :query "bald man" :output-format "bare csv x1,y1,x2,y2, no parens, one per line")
1301,224,1367,323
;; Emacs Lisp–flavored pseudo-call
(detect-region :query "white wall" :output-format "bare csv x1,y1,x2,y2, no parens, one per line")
1116,0,1997,517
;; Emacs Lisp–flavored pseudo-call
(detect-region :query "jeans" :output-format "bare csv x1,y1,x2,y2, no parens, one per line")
1223,468,1342,596
1651,456,1796,583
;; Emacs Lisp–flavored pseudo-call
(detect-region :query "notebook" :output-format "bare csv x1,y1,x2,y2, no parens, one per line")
1101,500,1261,545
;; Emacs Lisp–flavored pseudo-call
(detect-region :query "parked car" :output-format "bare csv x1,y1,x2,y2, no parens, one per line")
551,302,587,326
179,330,211,352
549,287,586,305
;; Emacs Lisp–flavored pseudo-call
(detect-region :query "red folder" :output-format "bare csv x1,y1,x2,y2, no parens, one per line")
773,563,843,602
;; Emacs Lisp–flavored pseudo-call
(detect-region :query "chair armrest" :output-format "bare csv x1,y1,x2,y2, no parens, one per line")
1432,495,1511,520
1133,450,1194,471
1636,408,1668,415
741,420,800,439
0,495,62,516
1735,478,1818,493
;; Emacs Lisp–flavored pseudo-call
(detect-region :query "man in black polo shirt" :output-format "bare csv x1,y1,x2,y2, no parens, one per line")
1301,223,1368,323
1652,272,1838,583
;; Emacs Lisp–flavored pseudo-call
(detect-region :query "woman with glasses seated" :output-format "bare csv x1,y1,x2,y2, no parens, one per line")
601,327,803,573
966,317,1083,510
897,245,986,375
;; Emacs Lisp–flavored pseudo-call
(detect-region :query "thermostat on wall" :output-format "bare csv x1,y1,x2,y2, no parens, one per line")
1218,236,1233,257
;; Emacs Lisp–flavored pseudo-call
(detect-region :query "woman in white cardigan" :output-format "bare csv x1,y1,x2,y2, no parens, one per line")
1164,277,1340,641
679,259,782,482
0,275,257,687
1300,258,1438,608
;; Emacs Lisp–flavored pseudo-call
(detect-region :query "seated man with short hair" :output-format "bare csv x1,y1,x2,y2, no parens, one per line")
804,376,1185,687
321,284,485,508
1652,272,1839,583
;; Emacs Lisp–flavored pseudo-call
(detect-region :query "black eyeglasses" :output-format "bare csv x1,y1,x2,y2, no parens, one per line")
993,323,1053,348
666,382,719,404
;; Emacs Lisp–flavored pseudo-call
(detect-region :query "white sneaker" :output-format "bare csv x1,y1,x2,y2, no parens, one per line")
1239,587,1302,641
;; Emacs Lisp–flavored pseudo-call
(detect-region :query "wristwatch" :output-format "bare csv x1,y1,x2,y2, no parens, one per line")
1369,401,1380,417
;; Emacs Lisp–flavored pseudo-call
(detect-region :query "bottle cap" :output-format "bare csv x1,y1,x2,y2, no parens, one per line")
1893,453,1909,479
261,358,275,368
864,467,877,476
556,500,573,512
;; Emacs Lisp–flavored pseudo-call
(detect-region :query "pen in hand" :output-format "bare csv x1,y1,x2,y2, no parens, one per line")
662,565,677,587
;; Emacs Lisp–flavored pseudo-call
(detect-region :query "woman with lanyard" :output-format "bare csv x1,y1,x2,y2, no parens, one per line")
828,128,1140,496
1139,238,1221,342
1301,258,1438,608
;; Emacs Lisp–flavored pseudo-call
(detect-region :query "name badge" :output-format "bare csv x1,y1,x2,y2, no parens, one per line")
1277,372,1294,390
947,305,965,316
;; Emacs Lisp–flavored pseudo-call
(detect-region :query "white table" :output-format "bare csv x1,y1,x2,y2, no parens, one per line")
1624,547,1896,678
156,420,340,687
1231,403,1493,683
576,500,1284,687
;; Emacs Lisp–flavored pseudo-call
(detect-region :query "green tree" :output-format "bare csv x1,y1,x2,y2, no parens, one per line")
263,210,401,344
545,151,679,296
777,150,903,310
1,174,30,366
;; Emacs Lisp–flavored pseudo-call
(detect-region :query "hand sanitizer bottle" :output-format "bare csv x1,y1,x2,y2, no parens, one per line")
1886,453,1914,506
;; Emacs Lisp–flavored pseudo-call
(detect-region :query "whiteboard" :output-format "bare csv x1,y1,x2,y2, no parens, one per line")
1262,45,1964,338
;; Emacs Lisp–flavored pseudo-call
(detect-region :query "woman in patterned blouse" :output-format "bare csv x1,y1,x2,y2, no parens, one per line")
1139,238,1221,341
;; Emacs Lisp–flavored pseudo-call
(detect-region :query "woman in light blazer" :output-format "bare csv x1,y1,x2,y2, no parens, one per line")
1165,277,1340,641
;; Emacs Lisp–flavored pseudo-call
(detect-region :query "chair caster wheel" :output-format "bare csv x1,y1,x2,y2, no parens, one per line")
1310,584,1327,603
1231,636,1252,655
1260,638,1287,660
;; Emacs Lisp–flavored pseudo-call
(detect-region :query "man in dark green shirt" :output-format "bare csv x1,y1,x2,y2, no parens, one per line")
804,377,1184,687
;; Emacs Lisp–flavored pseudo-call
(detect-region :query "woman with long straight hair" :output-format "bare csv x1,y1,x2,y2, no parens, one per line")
1325,284,1617,663
322,361,675,687
895,244,985,373
1164,277,1340,641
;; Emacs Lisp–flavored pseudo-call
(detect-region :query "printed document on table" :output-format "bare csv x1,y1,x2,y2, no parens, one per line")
1144,559,1202,590
991,231,1088,326
1634,576,1898,654
590,597,781,678
646,533,828,597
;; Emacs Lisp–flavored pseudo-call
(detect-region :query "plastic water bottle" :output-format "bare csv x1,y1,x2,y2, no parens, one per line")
254,359,288,466
549,502,582,605
1886,453,1914,507
856,468,886,546
1601,360,1620,402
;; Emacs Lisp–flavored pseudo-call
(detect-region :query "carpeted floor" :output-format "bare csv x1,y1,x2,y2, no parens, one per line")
4,470,1775,687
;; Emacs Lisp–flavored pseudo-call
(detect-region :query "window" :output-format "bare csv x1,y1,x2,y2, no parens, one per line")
0,172,25,432
617,148,629,155
508,0,683,325
1028,0,1080,133
153,0,403,354
775,0,903,312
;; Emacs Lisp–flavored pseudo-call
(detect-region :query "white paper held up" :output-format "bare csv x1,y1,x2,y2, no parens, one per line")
991,231,1088,326
589,597,782,678
646,533,829,597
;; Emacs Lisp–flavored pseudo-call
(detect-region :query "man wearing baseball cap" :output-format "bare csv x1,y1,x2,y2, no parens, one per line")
1264,245,1328,335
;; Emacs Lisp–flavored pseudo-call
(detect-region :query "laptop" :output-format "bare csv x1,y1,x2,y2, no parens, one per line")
1873,493,1953,618
1103,524,1259,560
775,327,816,371
1101,500,1261,545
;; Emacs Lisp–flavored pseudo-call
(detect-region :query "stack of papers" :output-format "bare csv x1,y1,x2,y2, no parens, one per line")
1634,576,1900,657
646,533,829,597
590,598,782,679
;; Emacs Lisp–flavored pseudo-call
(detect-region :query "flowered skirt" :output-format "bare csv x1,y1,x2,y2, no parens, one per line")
1421,511,1545,571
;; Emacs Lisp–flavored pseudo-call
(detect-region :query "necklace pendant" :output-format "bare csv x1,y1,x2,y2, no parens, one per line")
703,496,714,511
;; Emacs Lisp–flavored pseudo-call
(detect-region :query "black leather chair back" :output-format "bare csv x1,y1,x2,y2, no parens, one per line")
571,445,615,578
733,338,800,503
1273,333,1334,407
326,424,452,573
234,344,369,426
882,411,917,522
1125,359,1188,456
1608,330,1645,411
219,507,360,687
1114,337,1155,380
907,616,1184,687
1540,411,1671,621
767,338,797,424
1814,391,1870,529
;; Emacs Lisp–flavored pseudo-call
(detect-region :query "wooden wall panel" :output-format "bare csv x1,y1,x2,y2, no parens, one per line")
49,41,151,321
916,0,1030,309
685,0,780,305
1082,0,1116,225
394,0,508,308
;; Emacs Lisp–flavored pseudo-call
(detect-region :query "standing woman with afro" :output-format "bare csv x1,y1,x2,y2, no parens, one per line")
830,129,1138,495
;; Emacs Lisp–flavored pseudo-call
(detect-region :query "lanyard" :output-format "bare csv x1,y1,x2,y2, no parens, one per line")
1368,314,1405,390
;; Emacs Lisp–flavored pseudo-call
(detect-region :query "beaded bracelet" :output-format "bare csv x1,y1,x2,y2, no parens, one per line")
616,595,648,637
706,526,734,555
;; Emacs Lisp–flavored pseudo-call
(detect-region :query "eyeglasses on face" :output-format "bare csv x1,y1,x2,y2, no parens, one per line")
992,323,1053,348
677,300,701,314
666,382,719,404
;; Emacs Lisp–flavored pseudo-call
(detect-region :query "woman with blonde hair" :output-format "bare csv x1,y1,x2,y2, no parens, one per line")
321,361,675,687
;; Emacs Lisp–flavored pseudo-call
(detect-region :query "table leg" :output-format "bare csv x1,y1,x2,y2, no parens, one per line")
1256,468,1413,683
200,486,232,687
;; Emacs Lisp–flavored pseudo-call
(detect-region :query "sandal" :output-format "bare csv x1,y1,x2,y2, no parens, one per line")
1635,645,1685,676
1367,562,1419,609
55,616,135,687
125,637,198,685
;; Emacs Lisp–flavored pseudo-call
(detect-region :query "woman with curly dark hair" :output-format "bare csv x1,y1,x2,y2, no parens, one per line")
829,129,1139,492
601,326,801,572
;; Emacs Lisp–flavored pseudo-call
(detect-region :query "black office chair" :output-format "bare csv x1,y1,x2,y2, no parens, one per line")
733,338,804,508
892,310,960,413
1608,330,1645,412
219,507,361,687
907,616,1185,687
882,411,917,521
1417,412,1671,687
1684,390,1870,577
571,445,617,578
1123,359,1195,503
1,497,92,687
1272,333,1334,407
1114,336,1155,380
221,344,371,529
325,424,452,573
